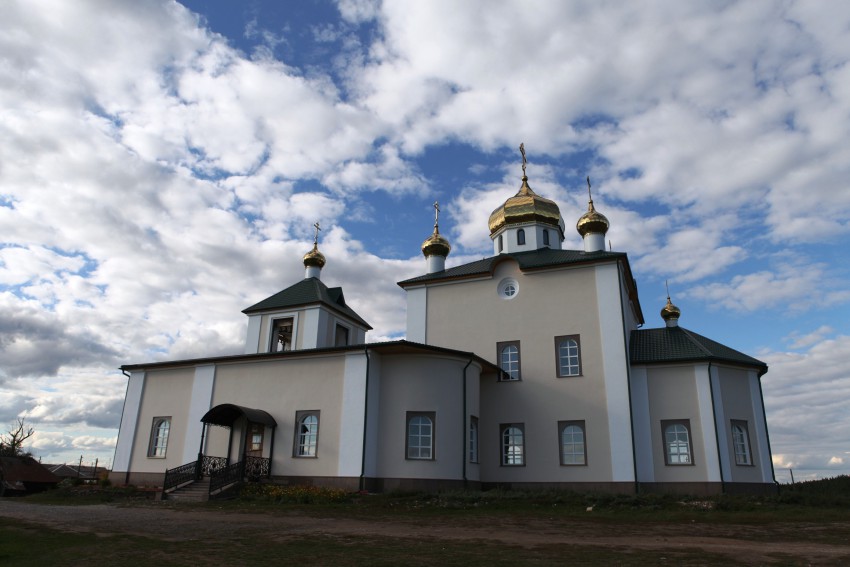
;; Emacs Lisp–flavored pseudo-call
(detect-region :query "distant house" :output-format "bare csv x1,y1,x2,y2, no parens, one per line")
45,463,108,482
0,456,59,495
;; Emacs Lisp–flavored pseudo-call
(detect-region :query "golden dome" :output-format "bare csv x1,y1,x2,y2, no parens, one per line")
422,226,451,257
660,296,681,322
303,243,326,268
576,199,609,237
488,176,562,236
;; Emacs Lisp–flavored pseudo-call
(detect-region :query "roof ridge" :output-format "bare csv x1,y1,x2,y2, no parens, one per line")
678,326,714,357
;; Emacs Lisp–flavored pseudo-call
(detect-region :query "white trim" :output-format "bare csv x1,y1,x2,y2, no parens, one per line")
695,364,722,482
338,351,369,477
182,365,216,463
629,366,653,482
749,372,774,482
595,263,635,481
244,316,261,354
406,287,427,343
112,371,145,471
710,365,732,481
301,308,319,349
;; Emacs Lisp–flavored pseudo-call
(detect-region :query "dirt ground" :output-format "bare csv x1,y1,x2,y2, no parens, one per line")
2,499,849,565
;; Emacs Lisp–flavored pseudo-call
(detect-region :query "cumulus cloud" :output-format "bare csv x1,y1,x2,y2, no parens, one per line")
2,0,849,472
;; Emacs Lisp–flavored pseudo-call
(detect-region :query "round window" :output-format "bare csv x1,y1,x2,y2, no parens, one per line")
497,278,519,300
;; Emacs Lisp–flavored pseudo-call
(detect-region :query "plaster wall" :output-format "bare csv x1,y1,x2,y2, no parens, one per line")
717,366,767,483
128,367,195,473
423,259,621,483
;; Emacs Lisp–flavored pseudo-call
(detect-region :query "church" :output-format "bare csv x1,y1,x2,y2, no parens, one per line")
110,150,775,495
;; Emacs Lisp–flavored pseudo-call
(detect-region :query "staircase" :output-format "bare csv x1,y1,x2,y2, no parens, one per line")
165,477,210,502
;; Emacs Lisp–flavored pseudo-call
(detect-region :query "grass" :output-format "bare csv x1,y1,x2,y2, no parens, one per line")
4,476,849,566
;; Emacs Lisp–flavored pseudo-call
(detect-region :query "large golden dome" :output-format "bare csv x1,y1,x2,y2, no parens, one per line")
421,226,451,257
488,176,562,236
303,243,326,268
576,199,610,237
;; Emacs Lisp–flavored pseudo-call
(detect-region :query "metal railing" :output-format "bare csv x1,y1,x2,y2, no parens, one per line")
244,456,271,480
201,456,228,476
209,460,244,494
162,460,199,493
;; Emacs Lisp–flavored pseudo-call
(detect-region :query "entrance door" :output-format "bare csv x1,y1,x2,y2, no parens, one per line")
245,422,265,458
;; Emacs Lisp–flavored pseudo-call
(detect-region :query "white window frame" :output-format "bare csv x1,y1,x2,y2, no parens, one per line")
731,420,753,466
497,341,521,381
406,412,435,460
555,335,582,377
148,417,171,458
559,420,587,466
501,423,525,466
662,420,694,466
294,411,320,457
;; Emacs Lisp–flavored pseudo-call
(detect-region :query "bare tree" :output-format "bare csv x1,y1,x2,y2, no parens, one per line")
0,418,35,457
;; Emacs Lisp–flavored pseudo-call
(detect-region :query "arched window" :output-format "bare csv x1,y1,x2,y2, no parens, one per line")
295,411,319,457
560,422,586,465
663,421,692,465
498,342,521,380
498,234,504,252
732,421,752,465
543,230,550,246
148,417,171,457
556,336,581,376
407,412,434,460
501,424,524,465
517,228,526,245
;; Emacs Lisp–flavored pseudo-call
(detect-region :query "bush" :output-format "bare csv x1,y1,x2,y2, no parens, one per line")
240,483,350,504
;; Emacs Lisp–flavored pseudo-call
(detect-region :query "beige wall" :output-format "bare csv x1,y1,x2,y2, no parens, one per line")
373,354,481,481
129,367,195,473
423,259,624,483
645,365,710,482
211,355,347,478
717,367,764,483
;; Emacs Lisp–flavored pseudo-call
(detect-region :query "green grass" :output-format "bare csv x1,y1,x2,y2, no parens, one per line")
0,517,741,567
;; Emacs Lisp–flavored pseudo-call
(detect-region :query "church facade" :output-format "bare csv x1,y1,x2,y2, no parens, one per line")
110,156,775,495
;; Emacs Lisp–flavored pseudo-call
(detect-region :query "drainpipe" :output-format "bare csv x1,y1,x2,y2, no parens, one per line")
706,362,725,492
462,358,473,488
359,347,371,492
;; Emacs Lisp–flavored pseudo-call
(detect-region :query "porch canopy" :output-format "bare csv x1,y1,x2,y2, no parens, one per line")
201,404,277,428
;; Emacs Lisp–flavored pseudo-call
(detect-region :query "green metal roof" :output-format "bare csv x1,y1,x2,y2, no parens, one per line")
630,326,767,374
398,248,626,287
242,277,372,329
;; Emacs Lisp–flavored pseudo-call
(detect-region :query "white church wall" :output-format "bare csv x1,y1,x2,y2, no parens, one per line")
717,366,772,483
181,364,216,463
112,370,146,474
629,366,654,482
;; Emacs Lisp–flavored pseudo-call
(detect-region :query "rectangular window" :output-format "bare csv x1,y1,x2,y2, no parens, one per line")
558,420,587,465
497,340,521,381
406,411,435,460
246,422,264,454
554,335,582,377
731,420,753,466
543,230,550,246
270,317,294,352
148,417,171,458
500,423,525,466
293,410,320,457
469,416,479,463
662,419,694,466
335,324,350,347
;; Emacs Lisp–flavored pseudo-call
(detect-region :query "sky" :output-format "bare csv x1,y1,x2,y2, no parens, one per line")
1,0,848,481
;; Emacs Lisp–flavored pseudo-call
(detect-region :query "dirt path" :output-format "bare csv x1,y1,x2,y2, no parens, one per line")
2,500,849,565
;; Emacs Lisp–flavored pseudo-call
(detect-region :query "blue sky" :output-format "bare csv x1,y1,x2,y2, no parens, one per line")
1,1,849,481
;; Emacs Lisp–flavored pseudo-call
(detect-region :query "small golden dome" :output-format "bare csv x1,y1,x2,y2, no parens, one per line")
488,176,562,236
422,226,451,257
660,296,681,322
303,243,326,268
576,199,610,237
